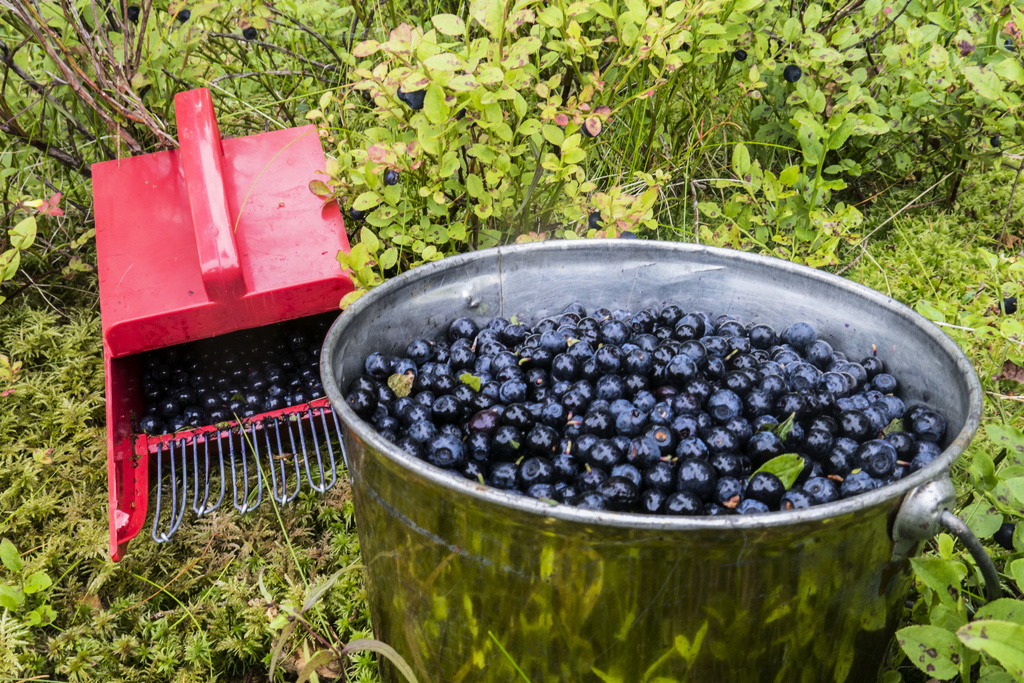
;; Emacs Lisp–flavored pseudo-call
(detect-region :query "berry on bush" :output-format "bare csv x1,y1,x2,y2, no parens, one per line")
783,65,802,83
126,5,140,22
733,49,747,61
588,211,603,230
1003,296,1018,315
242,26,258,41
176,9,190,22
397,87,426,111
384,169,401,186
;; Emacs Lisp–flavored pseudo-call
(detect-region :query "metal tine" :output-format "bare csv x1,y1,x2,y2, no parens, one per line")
191,435,205,515
304,406,330,491
151,441,167,542
294,414,322,493
206,433,227,514
246,421,264,512
165,438,189,539
329,408,349,470
272,418,302,503
314,406,338,491
263,419,287,504
229,428,249,513
296,410,327,493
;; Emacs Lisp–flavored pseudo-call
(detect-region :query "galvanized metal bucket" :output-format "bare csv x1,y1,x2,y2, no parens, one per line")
321,241,986,682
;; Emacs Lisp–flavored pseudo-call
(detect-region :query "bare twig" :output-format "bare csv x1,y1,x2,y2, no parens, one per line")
207,32,342,74
267,8,344,64
209,70,307,85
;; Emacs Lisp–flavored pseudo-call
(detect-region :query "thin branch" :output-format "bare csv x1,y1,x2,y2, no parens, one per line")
267,8,344,64
209,70,308,85
207,32,342,74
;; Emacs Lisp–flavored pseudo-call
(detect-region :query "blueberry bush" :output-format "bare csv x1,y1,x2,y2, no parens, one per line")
0,0,1022,680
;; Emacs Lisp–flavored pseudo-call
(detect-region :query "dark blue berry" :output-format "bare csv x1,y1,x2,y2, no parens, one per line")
783,64,802,83
384,169,401,186
243,26,258,40
127,5,140,22
733,49,747,61
993,522,1016,551
176,9,190,22
588,211,603,230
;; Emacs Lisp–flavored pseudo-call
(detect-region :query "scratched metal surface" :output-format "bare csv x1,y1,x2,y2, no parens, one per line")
322,240,982,682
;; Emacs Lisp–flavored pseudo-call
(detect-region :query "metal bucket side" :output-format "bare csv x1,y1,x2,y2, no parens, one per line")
322,241,983,682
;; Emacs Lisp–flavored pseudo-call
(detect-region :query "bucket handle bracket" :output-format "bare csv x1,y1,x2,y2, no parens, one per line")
893,477,1002,602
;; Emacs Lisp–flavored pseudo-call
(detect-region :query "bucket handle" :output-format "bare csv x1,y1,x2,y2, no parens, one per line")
892,477,1002,602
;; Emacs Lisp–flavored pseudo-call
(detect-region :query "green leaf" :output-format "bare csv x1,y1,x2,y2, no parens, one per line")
0,249,20,281
542,124,565,146
974,599,1024,627
470,0,503,36
1010,559,1024,593
802,2,822,28
779,166,800,187
957,620,1024,678
897,624,963,680
459,373,482,392
0,584,24,610
466,174,485,198
1005,478,1024,507
987,424,1024,466
23,571,51,595
269,619,299,679
354,191,382,212
914,300,945,323
732,143,751,178
297,650,337,683
359,227,380,254
797,121,823,166
961,66,1005,101
0,539,22,573
424,53,462,72
339,289,367,311
431,13,466,35
9,216,37,250
960,500,1004,538
910,556,967,605
379,248,398,270
752,453,805,490
302,566,351,613
340,639,420,683
994,58,1024,86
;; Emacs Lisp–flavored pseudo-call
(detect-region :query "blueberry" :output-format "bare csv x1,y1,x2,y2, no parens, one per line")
638,488,667,514
349,207,367,221
993,522,1016,551
139,415,164,435
1006,38,1017,52
908,408,946,442
598,476,639,511
662,491,703,515
676,457,718,502
782,322,816,350
1004,296,1018,315
780,488,813,510
397,87,426,111
243,26,258,40
992,134,1002,148
384,169,401,186
736,498,769,514
176,9,190,22
588,211,603,230
803,477,840,505
571,490,610,510
745,471,785,509
427,434,466,469
733,49,747,61
840,470,878,498
783,64,802,83
489,461,521,490
127,5,140,22
618,231,638,239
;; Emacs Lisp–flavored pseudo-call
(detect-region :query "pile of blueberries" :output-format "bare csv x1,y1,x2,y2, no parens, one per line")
345,303,950,515
137,317,331,436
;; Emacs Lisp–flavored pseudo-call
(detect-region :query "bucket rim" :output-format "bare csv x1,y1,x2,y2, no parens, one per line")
322,240,983,531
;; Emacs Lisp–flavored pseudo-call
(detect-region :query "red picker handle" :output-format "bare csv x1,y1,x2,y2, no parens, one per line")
174,88,245,301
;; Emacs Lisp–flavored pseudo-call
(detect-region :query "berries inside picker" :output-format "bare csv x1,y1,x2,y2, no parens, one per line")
345,302,949,516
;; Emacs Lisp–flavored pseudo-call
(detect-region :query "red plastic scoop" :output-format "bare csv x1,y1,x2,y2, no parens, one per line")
93,88,352,560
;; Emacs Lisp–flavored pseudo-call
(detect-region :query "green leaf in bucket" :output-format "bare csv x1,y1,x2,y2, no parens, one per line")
767,412,796,441
896,624,963,680
751,454,805,490
388,372,415,398
459,373,482,392
957,620,1024,679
